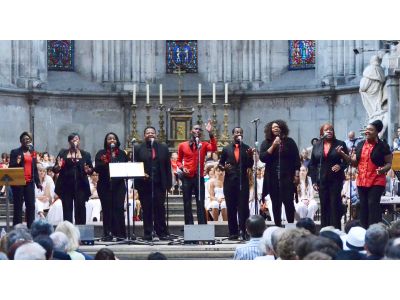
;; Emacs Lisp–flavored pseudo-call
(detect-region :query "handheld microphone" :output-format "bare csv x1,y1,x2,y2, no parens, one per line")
250,118,260,123
321,133,329,139
150,138,154,147
237,136,242,142
131,138,137,144
110,143,115,149
195,137,200,145
28,143,34,151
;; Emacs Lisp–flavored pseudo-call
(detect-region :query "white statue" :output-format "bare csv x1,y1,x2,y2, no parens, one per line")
359,55,388,137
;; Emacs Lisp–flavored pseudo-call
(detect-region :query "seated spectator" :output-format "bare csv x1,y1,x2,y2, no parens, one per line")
319,230,343,250
86,172,102,223
208,165,227,221
296,218,317,235
34,234,54,260
344,219,361,234
14,242,46,260
35,163,63,225
270,228,285,259
335,250,366,260
31,219,54,239
303,251,331,260
41,152,53,168
5,228,32,255
384,238,400,259
295,166,318,220
55,221,93,260
277,228,310,260
95,248,117,260
50,231,71,260
364,223,389,260
308,236,341,259
255,226,280,260
343,226,366,254
294,234,319,259
300,148,310,169
233,215,266,260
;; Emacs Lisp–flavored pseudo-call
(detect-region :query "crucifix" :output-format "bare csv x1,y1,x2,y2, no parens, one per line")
174,65,185,108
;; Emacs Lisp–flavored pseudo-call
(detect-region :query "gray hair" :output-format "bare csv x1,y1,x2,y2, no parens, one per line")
14,242,46,260
55,221,80,252
50,232,69,252
271,228,285,256
365,224,389,257
6,229,33,252
259,226,280,255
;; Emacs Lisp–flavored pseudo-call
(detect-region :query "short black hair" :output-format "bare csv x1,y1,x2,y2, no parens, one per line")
144,126,157,135
231,127,243,134
31,219,54,239
103,132,121,149
296,218,316,235
19,131,33,142
246,215,266,238
147,252,167,260
34,235,54,260
68,132,80,142
95,248,116,260
319,231,343,250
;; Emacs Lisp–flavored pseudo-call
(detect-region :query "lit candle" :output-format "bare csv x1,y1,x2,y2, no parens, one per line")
159,84,163,105
198,83,202,104
225,83,228,104
212,83,216,104
132,84,136,105
146,84,150,104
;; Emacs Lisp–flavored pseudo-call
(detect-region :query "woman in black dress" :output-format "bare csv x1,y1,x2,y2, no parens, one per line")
53,133,93,225
308,123,348,229
260,120,300,227
95,132,128,240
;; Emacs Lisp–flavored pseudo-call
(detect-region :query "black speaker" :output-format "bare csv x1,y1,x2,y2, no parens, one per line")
76,225,95,245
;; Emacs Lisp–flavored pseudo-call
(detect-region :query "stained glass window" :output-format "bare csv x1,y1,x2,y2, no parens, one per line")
47,40,74,71
166,40,198,73
288,40,315,70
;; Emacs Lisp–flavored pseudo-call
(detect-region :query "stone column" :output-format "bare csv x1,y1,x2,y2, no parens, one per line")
224,40,232,82
346,40,356,75
217,40,223,82
254,40,261,82
103,40,109,81
242,41,249,81
337,40,344,76
387,75,399,144
356,40,364,77
27,94,40,142
132,40,140,83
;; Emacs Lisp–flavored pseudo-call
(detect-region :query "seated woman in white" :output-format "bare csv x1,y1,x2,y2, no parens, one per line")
86,172,102,223
208,165,227,221
125,179,141,222
204,165,215,220
35,163,63,225
294,165,318,220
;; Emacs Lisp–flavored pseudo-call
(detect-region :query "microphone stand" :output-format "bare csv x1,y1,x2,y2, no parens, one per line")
197,140,203,223
150,140,157,241
252,119,260,215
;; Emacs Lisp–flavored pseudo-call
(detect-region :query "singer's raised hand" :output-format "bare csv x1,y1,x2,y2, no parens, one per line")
205,120,212,133
331,164,341,172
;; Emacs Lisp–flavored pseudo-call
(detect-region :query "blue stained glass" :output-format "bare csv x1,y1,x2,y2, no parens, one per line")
166,40,198,73
288,40,315,70
47,40,74,71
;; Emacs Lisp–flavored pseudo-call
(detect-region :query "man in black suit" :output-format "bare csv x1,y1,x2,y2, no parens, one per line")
9,131,42,228
219,127,254,240
134,127,172,241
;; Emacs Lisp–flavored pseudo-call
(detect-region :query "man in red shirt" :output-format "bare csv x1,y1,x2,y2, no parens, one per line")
177,121,217,224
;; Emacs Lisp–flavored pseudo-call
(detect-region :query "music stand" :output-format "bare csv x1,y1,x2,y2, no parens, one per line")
392,151,400,181
108,162,151,245
0,168,25,231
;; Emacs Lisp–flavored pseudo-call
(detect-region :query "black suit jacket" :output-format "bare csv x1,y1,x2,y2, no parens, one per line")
9,147,40,187
94,148,129,186
308,138,348,185
219,142,254,188
53,149,93,200
134,141,172,192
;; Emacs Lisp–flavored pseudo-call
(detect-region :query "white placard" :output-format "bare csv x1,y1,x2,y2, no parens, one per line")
109,162,145,178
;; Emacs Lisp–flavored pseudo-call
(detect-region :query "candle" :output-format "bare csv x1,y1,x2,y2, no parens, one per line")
225,83,228,104
132,84,136,105
146,84,150,104
198,83,202,104
212,83,216,104
159,84,163,105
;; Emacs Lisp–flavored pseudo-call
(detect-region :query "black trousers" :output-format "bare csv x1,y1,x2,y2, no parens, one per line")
61,184,88,225
182,176,206,225
138,181,168,237
319,180,344,229
357,185,385,229
224,177,249,236
269,173,295,226
11,181,35,228
97,181,126,238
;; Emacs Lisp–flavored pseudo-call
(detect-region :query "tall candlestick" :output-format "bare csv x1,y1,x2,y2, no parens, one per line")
133,84,137,105
198,83,202,104
159,84,163,105
212,83,216,104
146,84,150,104
225,83,228,104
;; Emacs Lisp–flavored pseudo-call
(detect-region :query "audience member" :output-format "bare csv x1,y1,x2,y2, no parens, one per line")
14,242,46,260
95,248,117,260
34,234,54,260
364,223,388,260
148,252,168,260
277,228,310,260
255,226,280,260
233,215,266,260
296,218,317,235
50,231,71,260
384,238,400,259
303,251,332,260
30,219,54,239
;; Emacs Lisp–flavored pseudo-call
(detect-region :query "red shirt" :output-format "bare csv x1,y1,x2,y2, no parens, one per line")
23,152,33,183
171,159,178,174
177,137,217,178
323,141,331,157
357,140,386,187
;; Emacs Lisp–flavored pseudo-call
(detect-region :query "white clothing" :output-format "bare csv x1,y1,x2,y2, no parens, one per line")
34,175,63,225
295,199,318,220
86,179,102,223
208,186,226,210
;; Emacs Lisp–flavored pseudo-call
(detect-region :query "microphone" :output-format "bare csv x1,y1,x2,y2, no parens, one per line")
250,118,260,123
110,143,115,150
195,137,200,145
131,138,137,144
28,143,34,151
321,133,329,139
237,136,242,142
150,138,154,147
